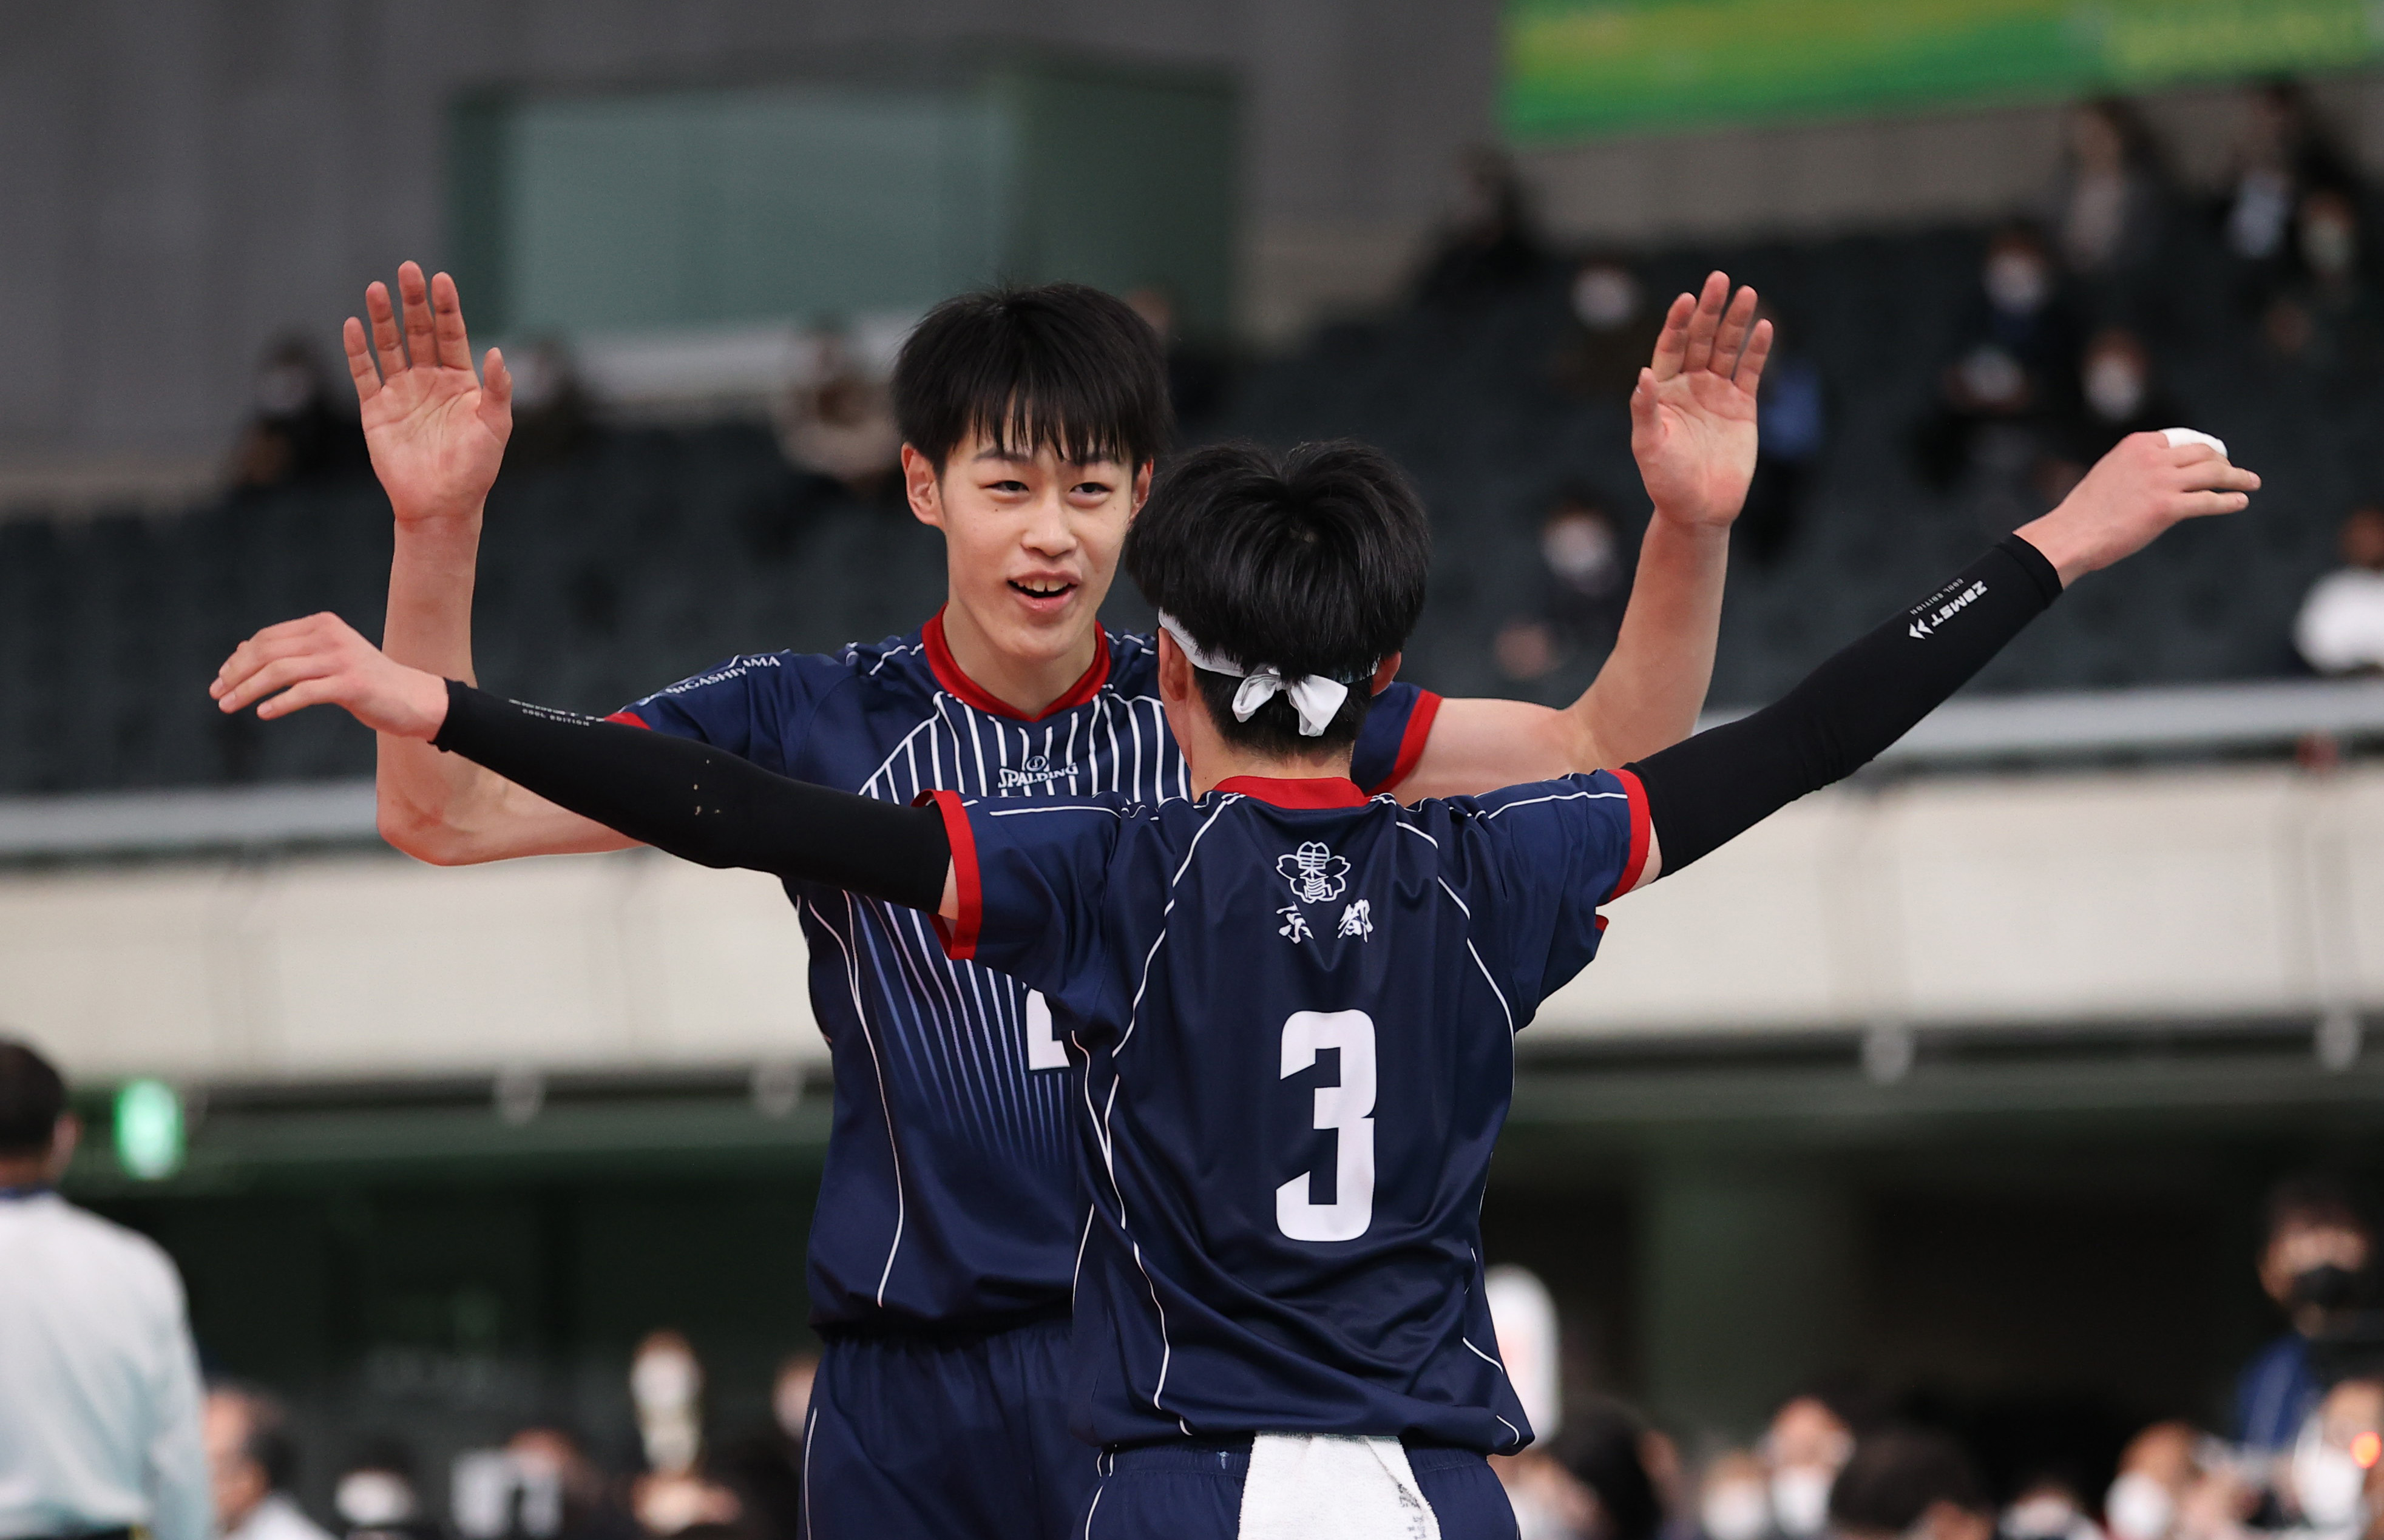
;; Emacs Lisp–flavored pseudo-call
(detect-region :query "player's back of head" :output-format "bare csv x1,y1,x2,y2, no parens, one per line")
893,283,1170,471
0,1037,66,1157
1124,439,1430,756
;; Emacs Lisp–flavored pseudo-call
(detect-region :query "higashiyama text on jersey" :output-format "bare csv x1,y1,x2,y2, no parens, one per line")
612,612,1440,1329
929,768,1653,1448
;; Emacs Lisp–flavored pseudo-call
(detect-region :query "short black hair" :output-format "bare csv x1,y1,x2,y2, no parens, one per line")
1830,1428,1988,1535
0,1038,65,1156
1551,1397,1664,1540
1123,440,1431,757
892,284,1170,473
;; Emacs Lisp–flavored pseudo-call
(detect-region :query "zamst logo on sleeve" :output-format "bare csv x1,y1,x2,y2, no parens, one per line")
996,754,1075,791
1908,578,1986,640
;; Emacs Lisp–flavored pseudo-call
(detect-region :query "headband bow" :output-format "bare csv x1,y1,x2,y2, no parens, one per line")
1157,613,1363,738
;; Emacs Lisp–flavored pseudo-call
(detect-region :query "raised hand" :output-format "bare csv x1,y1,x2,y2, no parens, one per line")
349,262,513,524
2016,433,2259,586
1628,271,1773,531
211,612,450,740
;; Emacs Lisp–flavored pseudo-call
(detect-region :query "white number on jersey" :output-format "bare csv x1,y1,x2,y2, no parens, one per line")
1024,990,1069,1071
1275,1010,1377,1242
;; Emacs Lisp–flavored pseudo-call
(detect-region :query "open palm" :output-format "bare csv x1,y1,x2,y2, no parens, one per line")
347,263,513,524
1630,272,1770,530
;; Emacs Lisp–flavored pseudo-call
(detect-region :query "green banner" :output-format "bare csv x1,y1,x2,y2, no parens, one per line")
1505,0,2384,141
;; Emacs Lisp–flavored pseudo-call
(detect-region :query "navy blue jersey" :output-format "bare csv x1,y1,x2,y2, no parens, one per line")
613,613,1441,1329
929,769,1653,1449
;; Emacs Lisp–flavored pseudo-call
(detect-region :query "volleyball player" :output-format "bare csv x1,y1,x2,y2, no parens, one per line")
215,425,2253,1538
310,264,1764,1537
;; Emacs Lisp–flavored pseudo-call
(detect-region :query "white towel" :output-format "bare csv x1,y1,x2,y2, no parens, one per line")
1237,1433,1443,1540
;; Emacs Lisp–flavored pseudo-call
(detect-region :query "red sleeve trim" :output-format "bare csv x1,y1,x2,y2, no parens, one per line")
603,710,652,729
1605,767,1653,902
916,788,982,961
1367,689,1443,797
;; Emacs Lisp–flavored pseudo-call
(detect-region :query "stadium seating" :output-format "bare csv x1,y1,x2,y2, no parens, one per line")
0,218,2368,796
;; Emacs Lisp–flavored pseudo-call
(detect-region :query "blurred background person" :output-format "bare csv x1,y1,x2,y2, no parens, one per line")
623,1332,739,1539
2285,1374,2384,1536
2103,1422,2206,1540
2042,328,2182,497
2238,1177,2376,1456
503,339,597,468
0,1039,211,1540
771,331,899,499
1494,486,1633,684
2048,98,2172,304
229,336,370,490
716,1354,816,1540
503,1427,639,1540
1552,1397,1670,1540
1828,1428,1995,1540
1738,302,1826,567
207,1383,335,1540
1762,1388,1863,1540
2295,507,2384,675
2222,81,2359,298
2000,1472,2103,1540
1553,257,1664,402
1415,144,1547,308
1914,225,2082,505
2261,189,2383,376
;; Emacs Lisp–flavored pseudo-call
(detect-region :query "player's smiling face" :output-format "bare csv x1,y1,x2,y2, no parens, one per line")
906,430,1150,672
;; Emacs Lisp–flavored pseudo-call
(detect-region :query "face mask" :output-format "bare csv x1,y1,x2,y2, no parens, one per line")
2289,1263,2362,1311
334,1471,417,1528
2005,1496,2081,1540
2295,1430,2371,1528
631,1348,700,1413
1574,267,1641,331
1704,1480,1772,1540
2085,357,2146,423
1985,252,2050,315
2104,1473,2175,1540
1772,1467,1835,1538
1543,515,1619,589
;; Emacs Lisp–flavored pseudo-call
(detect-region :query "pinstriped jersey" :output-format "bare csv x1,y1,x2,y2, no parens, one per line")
929,769,1651,1449
614,612,1440,1329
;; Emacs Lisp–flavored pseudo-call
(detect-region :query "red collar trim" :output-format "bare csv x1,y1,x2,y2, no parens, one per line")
923,608,1111,721
1214,775,1370,808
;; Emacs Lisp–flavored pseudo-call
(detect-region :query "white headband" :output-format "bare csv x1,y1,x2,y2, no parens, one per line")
1157,612,1359,738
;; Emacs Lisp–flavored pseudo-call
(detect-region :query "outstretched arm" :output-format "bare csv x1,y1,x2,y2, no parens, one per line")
349,262,632,863
1393,272,1768,799
211,616,960,917
1622,433,2258,885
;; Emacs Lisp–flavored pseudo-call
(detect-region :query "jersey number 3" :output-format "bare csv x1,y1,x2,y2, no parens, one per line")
1275,1010,1376,1242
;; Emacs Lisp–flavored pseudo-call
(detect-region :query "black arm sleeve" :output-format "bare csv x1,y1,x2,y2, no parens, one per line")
430,683,952,912
1625,533,2062,877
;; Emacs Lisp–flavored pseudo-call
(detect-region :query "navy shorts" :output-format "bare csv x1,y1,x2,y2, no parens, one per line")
1080,1440,1518,1539
802,1314,1100,1540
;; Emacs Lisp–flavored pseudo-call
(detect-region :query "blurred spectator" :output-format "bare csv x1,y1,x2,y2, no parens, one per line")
2104,1423,2203,1540
230,337,370,490
625,1332,739,1538
1829,1428,1994,1540
2237,1175,2376,1454
2287,1375,2384,1533
1741,303,1826,566
206,1383,337,1540
1551,1397,1668,1540
2224,82,2359,272
2044,328,2182,495
504,339,597,468
1125,285,1229,428
2295,507,2384,675
2050,99,2169,286
1415,146,1547,307
1553,258,1664,402
0,1039,211,1540
1698,1451,1772,1540
1495,488,1633,683
2002,1474,2103,1540
2263,191,2383,377
716,1354,816,1540
773,334,899,497
1915,226,2083,495
333,1442,441,1540
1763,1390,1862,1539
503,1427,639,1540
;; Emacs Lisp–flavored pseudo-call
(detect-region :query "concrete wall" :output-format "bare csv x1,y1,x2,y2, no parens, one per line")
12,763,2380,1088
